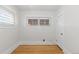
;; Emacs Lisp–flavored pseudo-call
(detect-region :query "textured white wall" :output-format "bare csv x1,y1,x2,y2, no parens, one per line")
64,6,79,54
19,11,56,45
0,6,19,53
54,6,67,53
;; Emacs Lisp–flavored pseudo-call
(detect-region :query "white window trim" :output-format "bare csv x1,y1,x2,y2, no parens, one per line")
27,17,50,26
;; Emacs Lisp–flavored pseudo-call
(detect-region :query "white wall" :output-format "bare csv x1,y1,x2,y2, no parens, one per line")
2,5,79,54
64,6,79,54
0,6,19,53
54,6,65,53
19,11,56,45
55,6,79,54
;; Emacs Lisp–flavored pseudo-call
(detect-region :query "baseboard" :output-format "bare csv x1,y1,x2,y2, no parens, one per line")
2,42,20,54
19,41,56,45
56,42,71,54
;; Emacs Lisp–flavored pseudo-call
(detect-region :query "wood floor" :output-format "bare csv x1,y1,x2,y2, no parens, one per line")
12,45,64,54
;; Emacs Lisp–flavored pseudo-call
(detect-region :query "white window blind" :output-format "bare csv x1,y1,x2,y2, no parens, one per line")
0,6,14,24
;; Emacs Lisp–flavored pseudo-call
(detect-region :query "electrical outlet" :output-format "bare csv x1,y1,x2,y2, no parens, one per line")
56,40,57,42
60,33,63,35
43,39,45,42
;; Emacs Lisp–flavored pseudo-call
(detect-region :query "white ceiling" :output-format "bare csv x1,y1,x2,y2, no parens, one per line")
14,5,61,11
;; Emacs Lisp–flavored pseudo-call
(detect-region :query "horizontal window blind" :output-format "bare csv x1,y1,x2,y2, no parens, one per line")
0,7,14,24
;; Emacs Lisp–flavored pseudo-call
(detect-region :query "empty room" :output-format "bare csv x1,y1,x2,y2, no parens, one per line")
0,5,79,54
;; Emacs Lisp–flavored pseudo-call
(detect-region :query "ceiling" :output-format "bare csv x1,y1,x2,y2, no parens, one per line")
14,5,61,11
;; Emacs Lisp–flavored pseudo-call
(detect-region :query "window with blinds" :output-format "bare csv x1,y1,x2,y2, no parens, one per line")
40,19,49,25
28,18,49,26
28,19,38,25
0,6,14,24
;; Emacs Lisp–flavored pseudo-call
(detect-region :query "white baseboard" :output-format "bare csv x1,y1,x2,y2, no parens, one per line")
56,42,71,54
19,41,56,45
2,42,20,54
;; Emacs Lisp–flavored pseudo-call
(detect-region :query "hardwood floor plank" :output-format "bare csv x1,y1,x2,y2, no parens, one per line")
12,45,64,54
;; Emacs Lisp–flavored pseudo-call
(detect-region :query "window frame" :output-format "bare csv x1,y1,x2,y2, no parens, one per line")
27,17,50,26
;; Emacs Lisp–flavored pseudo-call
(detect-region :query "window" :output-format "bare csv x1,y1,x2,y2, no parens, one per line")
28,17,49,26
28,19,38,25
0,6,14,24
40,19,49,25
